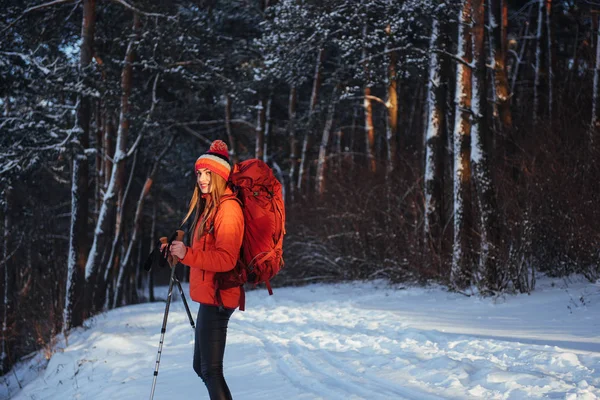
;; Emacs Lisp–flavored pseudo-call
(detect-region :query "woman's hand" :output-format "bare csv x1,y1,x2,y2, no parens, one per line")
168,240,187,260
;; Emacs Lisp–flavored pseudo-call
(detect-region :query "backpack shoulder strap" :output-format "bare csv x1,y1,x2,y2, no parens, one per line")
220,193,242,207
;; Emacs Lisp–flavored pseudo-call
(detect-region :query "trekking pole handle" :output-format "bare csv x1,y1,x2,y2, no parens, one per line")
160,230,185,268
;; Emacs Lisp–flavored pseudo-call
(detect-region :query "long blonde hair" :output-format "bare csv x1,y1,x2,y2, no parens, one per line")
181,172,229,241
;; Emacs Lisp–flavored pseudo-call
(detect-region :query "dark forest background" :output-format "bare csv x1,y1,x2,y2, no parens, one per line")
1,0,599,374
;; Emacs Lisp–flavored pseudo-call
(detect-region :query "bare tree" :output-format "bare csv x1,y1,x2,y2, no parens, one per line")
225,95,238,163
114,136,174,308
94,101,103,215
84,13,141,315
385,24,398,173
423,13,448,268
472,0,501,290
489,0,512,133
255,98,265,160
297,48,324,191
451,0,474,289
533,0,544,122
288,85,298,201
264,95,273,162
316,85,339,195
64,0,96,333
1,187,14,373
362,25,376,173
545,0,553,118
592,11,600,147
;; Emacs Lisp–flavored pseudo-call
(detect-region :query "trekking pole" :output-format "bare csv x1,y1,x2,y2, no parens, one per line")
149,230,184,400
173,274,196,329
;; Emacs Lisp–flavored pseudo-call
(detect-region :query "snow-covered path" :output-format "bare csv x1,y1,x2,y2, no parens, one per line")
2,277,599,400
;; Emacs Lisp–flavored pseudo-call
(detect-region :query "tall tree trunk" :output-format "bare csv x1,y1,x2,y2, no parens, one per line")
472,0,501,290
102,134,132,309
533,0,544,123
335,128,343,173
105,74,158,309
264,95,272,162
133,234,143,303
1,187,14,373
113,136,174,308
316,86,339,196
288,85,298,201
364,86,376,173
225,95,238,163
148,201,157,303
85,13,140,316
95,101,103,215
64,0,95,333
103,112,114,192
363,25,376,173
255,98,265,160
489,0,513,133
592,15,600,147
423,15,448,270
297,48,324,191
104,147,138,309
510,4,533,98
385,36,398,173
451,0,474,289
545,0,553,119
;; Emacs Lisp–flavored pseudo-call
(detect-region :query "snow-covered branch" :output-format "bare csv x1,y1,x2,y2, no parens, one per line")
109,0,177,20
0,0,79,34
0,52,51,75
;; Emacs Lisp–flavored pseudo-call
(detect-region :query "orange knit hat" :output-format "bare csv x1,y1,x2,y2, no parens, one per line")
194,140,231,181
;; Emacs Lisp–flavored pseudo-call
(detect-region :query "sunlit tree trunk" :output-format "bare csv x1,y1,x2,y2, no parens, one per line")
64,0,95,332
489,0,512,133
472,0,501,291
451,0,474,289
385,26,398,173
363,25,376,173
424,15,448,268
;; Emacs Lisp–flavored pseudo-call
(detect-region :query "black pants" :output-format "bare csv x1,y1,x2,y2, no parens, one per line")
193,304,235,400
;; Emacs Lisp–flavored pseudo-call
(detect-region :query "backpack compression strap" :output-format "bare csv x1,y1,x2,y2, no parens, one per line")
214,279,246,312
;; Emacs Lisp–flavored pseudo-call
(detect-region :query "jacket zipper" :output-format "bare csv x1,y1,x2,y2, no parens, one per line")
202,234,207,281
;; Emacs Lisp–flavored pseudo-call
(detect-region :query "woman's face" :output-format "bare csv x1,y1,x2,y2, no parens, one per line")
197,168,212,194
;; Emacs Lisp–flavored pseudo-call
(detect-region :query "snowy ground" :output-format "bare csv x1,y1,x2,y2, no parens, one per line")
2,275,599,400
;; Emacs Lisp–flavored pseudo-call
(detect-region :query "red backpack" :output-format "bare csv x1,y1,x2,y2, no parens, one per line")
214,159,286,311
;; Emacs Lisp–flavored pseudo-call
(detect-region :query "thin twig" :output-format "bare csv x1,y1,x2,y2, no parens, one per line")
109,0,177,20
1,0,78,34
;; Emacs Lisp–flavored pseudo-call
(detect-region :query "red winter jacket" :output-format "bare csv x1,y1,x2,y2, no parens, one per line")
181,188,244,309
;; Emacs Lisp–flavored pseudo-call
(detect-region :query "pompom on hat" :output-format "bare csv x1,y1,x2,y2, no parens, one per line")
194,140,231,181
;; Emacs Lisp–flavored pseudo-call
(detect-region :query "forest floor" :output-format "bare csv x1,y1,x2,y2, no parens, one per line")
2,275,599,399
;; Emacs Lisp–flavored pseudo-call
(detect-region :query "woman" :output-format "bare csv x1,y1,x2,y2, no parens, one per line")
167,140,243,400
